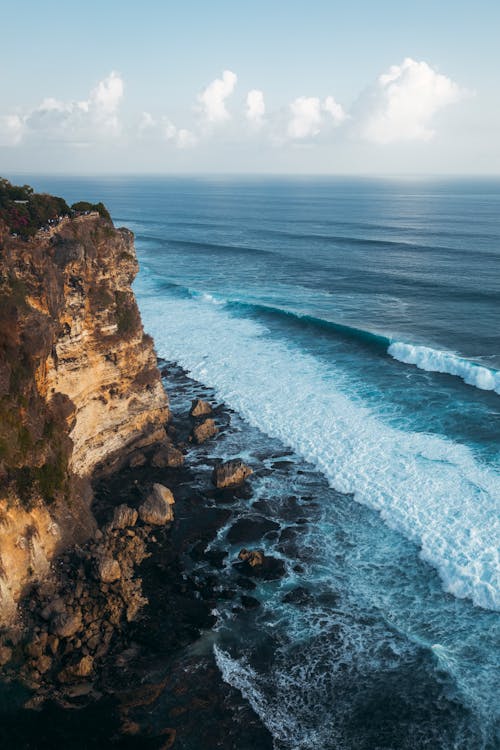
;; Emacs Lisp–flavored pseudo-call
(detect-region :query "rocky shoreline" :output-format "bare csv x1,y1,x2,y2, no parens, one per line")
0,361,277,749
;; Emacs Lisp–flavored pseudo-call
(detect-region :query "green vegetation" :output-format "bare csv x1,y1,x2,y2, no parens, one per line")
0,178,113,237
0,178,71,238
71,200,111,220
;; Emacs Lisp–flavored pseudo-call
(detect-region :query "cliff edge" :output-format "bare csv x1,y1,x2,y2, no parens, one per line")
0,181,169,622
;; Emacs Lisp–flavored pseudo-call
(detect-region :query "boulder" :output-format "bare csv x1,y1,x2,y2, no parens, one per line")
189,398,213,418
212,459,253,489
190,418,217,444
235,550,286,581
129,452,146,468
112,504,138,529
151,446,184,468
238,548,265,567
0,645,12,667
51,611,82,639
96,557,121,583
139,483,175,525
227,516,279,544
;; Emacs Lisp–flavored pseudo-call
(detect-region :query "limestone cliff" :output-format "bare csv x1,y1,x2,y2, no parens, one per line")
0,195,169,623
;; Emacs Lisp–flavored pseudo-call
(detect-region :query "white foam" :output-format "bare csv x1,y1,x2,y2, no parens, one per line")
388,341,500,395
136,279,500,611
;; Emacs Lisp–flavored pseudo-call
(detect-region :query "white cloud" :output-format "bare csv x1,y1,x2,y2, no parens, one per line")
139,111,156,131
358,57,464,143
162,118,197,148
323,95,347,124
246,89,265,125
287,95,346,139
198,70,237,123
1,71,125,146
0,114,24,146
288,97,322,139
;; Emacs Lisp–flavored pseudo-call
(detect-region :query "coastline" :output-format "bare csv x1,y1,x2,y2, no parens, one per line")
0,360,276,749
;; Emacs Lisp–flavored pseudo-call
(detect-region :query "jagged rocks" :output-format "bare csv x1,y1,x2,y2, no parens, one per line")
189,398,213,418
151,445,185,468
235,549,286,581
227,516,279,543
96,557,121,583
190,418,218,444
51,612,82,639
112,504,138,530
238,548,265,567
139,484,175,525
212,459,253,488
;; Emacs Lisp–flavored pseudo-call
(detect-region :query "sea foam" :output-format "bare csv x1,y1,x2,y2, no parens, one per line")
136,277,500,611
388,342,500,395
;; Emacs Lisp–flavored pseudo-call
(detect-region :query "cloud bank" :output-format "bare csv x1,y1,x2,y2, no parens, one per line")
0,60,466,153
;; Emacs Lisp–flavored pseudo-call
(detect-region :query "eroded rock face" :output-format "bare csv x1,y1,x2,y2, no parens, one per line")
0,211,169,624
212,459,253,489
112,504,138,530
139,484,175,525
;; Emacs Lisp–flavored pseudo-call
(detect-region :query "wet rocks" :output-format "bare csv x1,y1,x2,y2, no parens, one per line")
212,459,253,489
139,483,175,525
190,418,218,444
189,398,213,418
227,516,279,544
235,549,286,581
238,549,265,567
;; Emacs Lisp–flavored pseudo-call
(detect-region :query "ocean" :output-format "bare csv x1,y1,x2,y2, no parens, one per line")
16,175,500,748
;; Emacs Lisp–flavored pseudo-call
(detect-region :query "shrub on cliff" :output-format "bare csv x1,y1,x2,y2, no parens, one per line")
71,200,111,220
0,178,70,237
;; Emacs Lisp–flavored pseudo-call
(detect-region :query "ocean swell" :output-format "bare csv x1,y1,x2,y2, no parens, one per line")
135,279,500,611
388,342,500,395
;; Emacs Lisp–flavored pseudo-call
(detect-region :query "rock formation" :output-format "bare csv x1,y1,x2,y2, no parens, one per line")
0,185,169,623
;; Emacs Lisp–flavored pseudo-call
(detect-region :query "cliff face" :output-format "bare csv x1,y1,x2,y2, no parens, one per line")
0,211,169,622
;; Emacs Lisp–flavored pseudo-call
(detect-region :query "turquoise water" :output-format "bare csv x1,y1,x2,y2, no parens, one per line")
16,175,500,748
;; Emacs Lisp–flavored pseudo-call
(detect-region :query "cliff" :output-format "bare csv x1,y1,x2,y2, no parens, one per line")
0,192,169,623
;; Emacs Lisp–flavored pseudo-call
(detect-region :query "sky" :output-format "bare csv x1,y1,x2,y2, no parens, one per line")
1,0,499,175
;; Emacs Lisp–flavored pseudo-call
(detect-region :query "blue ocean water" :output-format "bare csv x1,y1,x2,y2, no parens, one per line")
17,175,500,748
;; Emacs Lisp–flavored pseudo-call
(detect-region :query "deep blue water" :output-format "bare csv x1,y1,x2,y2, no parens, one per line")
13,175,500,748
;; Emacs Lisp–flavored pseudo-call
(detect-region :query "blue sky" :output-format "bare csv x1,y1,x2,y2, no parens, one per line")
1,0,499,174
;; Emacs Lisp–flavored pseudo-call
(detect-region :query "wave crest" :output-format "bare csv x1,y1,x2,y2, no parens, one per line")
388,342,500,395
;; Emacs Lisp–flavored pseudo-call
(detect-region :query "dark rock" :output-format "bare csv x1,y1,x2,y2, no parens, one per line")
212,459,252,489
227,516,279,544
151,445,184,468
282,587,313,606
235,576,257,591
241,595,260,609
129,452,146,468
51,612,82,639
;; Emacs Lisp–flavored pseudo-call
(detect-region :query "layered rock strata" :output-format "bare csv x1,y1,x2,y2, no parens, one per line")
0,209,169,623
